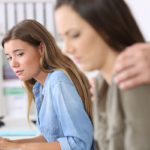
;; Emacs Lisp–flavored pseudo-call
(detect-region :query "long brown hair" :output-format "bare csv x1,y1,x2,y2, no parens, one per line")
55,0,145,51
2,19,92,122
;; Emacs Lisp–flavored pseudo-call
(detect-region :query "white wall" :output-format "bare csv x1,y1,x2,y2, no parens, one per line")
0,0,55,2
125,0,150,41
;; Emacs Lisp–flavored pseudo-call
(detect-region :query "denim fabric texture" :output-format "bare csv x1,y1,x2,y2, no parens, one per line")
33,70,94,150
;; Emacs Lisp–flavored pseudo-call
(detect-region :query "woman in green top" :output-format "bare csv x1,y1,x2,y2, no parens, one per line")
55,0,150,149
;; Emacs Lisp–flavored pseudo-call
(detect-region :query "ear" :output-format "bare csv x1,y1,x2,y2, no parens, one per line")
39,42,44,56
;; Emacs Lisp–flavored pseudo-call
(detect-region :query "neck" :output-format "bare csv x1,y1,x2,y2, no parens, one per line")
35,71,48,85
100,50,119,84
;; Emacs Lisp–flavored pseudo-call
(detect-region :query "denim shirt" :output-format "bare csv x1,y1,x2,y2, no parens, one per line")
33,70,94,150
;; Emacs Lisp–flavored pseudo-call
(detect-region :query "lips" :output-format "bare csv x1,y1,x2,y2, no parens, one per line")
15,70,24,75
73,57,81,63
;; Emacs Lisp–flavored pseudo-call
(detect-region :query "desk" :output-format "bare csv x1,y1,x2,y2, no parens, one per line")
0,117,39,140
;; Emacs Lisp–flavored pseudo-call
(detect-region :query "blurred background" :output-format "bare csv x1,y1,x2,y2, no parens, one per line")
0,0,56,119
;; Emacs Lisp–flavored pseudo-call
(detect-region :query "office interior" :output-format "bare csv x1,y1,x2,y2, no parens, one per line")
0,0,150,140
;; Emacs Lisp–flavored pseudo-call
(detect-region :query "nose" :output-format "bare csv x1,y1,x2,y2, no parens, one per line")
63,40,74,54
10,58,19,68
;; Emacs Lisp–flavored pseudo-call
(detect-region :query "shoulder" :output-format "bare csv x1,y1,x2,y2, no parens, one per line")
116,83,150,99
94,72,107,100
45,70,73,88
50,70,68,80
109,79,150,108
95,72,106,92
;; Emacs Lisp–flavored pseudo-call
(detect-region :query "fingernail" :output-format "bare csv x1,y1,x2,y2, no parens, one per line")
119,83,125,89
114,77,118,83
112,69,115,74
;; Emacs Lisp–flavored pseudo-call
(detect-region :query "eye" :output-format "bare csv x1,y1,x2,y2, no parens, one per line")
71,33,80,38
17,52,24,57
6,56,12,61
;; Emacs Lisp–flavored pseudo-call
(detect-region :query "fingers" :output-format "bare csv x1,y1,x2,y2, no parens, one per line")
89,83,94,102
113,43,149,74
113,42,150,89
115,69,150,90
113,50,135,74
114,65,139,84
90,77,95,86
90,87,94,95
0,137,5,141
0,139,18,150
113,57,135,74
89,77,95,102
0,137,10,142
116,75,149,90
114,61,150,89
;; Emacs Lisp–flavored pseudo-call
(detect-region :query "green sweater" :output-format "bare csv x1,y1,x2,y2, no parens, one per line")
93,73,150,150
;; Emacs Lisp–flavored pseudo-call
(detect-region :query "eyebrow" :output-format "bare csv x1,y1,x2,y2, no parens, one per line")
5,49,24,56
64,28,77,36
64,30,71,36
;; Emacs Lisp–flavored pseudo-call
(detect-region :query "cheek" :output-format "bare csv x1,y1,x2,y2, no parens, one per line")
80,34,96,51
22,57,40,69
28,53,41,65
77,39,90,54
23,59,34,66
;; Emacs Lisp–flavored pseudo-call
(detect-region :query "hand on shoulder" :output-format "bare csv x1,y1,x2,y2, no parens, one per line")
113,42,150,89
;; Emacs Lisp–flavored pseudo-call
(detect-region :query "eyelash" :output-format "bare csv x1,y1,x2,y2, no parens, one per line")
6,57,12,61
17,52,24,57
6,53,24,61
71,33,80,38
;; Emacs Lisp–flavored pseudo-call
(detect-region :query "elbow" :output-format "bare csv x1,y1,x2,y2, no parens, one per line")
68,137,92,150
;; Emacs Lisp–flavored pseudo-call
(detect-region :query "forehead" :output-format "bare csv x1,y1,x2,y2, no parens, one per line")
4,39,29,53
55,5,87,33
4,39,27,48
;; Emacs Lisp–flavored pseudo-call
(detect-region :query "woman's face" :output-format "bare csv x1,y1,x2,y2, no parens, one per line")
55,5,115,72
4,39,44,82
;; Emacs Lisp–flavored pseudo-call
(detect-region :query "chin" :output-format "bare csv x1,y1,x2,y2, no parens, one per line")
19,78,25,81
80,66,94,72
19,77,29,81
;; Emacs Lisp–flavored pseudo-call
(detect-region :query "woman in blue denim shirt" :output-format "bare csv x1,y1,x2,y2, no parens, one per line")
0,19,94,150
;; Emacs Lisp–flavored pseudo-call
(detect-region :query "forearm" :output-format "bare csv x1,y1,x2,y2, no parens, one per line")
11,135,47,143
20,141,61,150
0,139,61,150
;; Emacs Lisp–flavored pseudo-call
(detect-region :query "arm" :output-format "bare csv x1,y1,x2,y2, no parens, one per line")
11,135,47,143
113,43,150,89
119,84,150,150
51,80,93,150
0,138,61,150
21,142,61,150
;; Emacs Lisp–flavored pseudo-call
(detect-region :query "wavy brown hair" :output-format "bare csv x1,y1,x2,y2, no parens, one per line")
2,19,92,122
